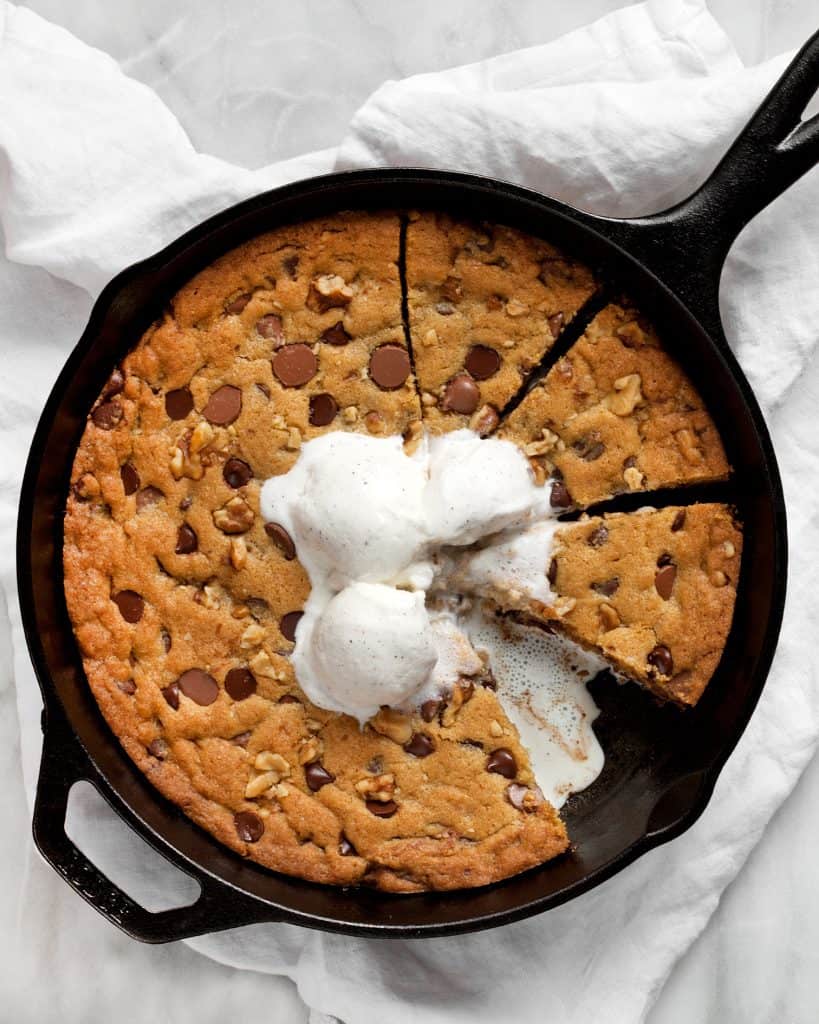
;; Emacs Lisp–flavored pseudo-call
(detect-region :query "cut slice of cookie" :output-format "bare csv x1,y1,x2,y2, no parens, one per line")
405,212,598,434
449,504,741,707
497,302,730,506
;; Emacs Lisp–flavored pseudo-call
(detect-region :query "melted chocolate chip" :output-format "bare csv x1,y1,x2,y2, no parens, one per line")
486,748,517,779
464,345,501,381
440,276,463,303
92,400,122,430
161,682,180,710
161,629,172,652
223,457,253,488
655,564,677,600
113,590,144,623
225,293,251,315
147,738,168,760
256,383,270,400
278,694,301,705
280,611,303,642
234,810,264,843
369,344,411,390
588,524,609,547
547,557,558,585
282,254,299,278
339,834,357,856
120,463,140,495
102,368,125,399
117,678,136,695
671,509,686,532
304,761,335,791
420,699,441,723
175,523,198,554
441,373,479,415
272,344,317,387
591,578,619,597
264,522,296,560
550,480,572,508
225,667,257,701
366,799,398,818
548,312,564,339
403,733,435,758
177,668,219,706
165,387,193,420
203,385,242,425
309,393,338,427
256,313,284,341
647,644,674,677
321,322,350,346
136,486,164,511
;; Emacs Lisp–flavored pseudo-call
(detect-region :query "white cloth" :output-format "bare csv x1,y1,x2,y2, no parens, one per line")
1,2,818,1022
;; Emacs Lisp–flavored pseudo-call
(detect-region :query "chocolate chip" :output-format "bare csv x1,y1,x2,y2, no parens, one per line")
321,322,350,346
441,373,479,415
177,668,219,706
282,254,299,278
548,312,564,339
161,682,180,710
165,387,194,420
161,629,172,653
264,522,296,560
136,486,164,511
280,611,303,642
175,523,198,554
591,578,619,597
464,345,501,381
403,733,435,758
272,344,317,387
92,400,122,430
278,694,301,705
234,810,264,843
486,748,517,779
671,509,686,532
420,699,441,723
547,557,557,585
225,667,257,701
339,834,357,856
246,598,269,620
440,276,463,303
623,455,638,469
657,552,674,566
232,731,252,747
550,480,572,508
309,393,338,426
120,463,140,495
102,368,125,399
256,313,284,341
366,799,398,818
113,590,144,623
117,678,136,695
304,761,335,791
223,457,253,488
147,738,168,760
369,344,411,390
647,644,674,677
655,564,677,600
179,496,193,511
588,524,608,547
577,440,605,462
203,384,242,425
225,293,251,315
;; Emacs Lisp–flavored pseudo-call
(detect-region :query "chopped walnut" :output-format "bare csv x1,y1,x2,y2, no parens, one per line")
364,411,386,434
240,622,265,649
505,298,528,317
355,772,396,802
298,736,324,764
422,328,438,348
605,374,643,416
710,570,728,587
369,707,413,745
599,603,620,631
489,719,504,738
285,427,302,451
723,541,735,557
441,680,474,728
305,717,323,733
213,495,254,534
469,404,499,436
73,473,100,500
623,466,644,490
342,405,358,424
615,320,648,348
307,273,354,312
248,649,281,678
254,751,291,780
524,429,559,458
230,537,248,570
421,391,438,407
245,771,278,799
190,420,215,454
194,585,221,610
675,428,703,465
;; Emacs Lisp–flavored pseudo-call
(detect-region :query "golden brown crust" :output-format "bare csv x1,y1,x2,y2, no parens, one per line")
64,211,567,892
406,212,598,434
499,303,730,505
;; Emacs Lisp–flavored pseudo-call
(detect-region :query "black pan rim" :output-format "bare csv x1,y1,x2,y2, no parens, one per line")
17,167,788,939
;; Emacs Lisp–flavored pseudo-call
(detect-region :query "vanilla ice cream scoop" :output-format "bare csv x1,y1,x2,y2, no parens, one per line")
261,432,428,589
294,582,438,721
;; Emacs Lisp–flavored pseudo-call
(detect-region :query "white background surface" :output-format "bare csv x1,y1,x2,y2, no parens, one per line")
2,1,819,1021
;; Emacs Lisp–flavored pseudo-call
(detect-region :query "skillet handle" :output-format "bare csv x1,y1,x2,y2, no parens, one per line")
33,705,278,943
582,29,819,339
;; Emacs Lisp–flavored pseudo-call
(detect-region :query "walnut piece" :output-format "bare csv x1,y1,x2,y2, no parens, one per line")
355,772,396,802
213,495,254,534
369,707,413,745
605,373,643,416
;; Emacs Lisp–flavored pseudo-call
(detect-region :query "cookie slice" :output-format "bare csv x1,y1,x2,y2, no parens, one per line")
498,303,729,506
134,211,421,482
550,504,741,706
406,213,597,434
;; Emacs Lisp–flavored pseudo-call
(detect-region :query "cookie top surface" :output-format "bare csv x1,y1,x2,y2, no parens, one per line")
63,211,740,891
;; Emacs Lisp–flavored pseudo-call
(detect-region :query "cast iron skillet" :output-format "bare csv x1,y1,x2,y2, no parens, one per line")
17,32,819,942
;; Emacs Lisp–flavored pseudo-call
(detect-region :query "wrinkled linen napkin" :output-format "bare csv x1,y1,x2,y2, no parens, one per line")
2,1,818,1022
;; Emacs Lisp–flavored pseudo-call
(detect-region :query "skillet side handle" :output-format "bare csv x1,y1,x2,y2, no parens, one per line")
33,705,278,943
585,29,819,339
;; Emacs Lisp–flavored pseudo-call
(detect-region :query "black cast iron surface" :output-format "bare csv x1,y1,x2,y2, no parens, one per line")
18,29,819,942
